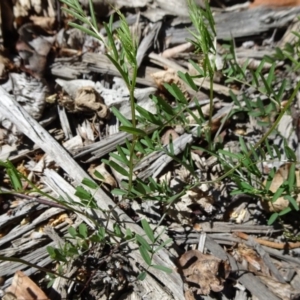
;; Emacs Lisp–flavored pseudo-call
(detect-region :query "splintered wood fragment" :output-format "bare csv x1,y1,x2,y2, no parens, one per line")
148,52,234,96
0,241,56,278
0,87,185,300
205,235,281,300
137,21,162,67
0,207,64,247
5,270,49,300
227,254,281,300
248,238,286,283
170,222,282,234
278,16,300,48
57,105,73,140
72,124,158,162
165,6,300,44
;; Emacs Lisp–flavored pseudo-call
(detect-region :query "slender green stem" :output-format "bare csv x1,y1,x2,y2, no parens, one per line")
127,65,138,192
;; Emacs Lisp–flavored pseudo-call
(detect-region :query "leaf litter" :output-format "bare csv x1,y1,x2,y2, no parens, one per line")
0,0,300,299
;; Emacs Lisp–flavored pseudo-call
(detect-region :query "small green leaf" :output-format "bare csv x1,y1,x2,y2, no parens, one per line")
151,264,172,274
88,0,97,30
178,71,197,91
82,178,98,189
6,161,23,192
239,137,248,155
267,63,275,88
98,227,106,239
47,278,55,288
68,226,77,238
188,59,205,77
278,206,292,216
110,152,129,167
139,245,152,266
141,219,155,243
260,73,272,95
102,159,129,177
111,107,132,127
107,54,129,84
218,149,243,160
104,21,119,60
120,126,147,136
136,234,151,251
65,243,79,256
113,223,122,237
288,163,296,192
272,187,285,203
136,106,163,125
276,79,287,102
154,238,172,253
273,144,282,160
47,247,67,263
284,195,299,211
268,212,279,225
135,140,146,154
78,223,88,239
75,186,92,200
137,271,147,281
153,95,175,116
125,228,133,239
240,181,254,191
47,246,55,257
256,97,266,115
168,139,174,156
7,169,22,192
164,83,188,104
167,192,183,204
68,22,101,40
111,188,128,196
94,170,104,180
284,142,297,161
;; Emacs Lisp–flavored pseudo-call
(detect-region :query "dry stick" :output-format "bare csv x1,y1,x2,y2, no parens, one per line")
235,232,300,250
0,187,67,210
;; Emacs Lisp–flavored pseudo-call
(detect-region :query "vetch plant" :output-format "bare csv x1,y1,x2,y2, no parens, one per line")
1,0,300,290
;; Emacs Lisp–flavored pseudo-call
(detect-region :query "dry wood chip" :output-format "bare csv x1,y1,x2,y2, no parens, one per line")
178,249,230,296
258,274,300,300
29,15,56,32
231,243,270,274
5,270,49,300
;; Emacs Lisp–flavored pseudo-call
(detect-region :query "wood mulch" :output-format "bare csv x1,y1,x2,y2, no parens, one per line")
1,0,300,299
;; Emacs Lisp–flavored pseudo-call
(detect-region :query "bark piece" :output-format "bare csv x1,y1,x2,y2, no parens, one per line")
5,270,49,300
179,250,230,295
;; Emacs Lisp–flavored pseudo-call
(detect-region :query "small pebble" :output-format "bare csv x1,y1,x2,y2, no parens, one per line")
242,41,254,48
